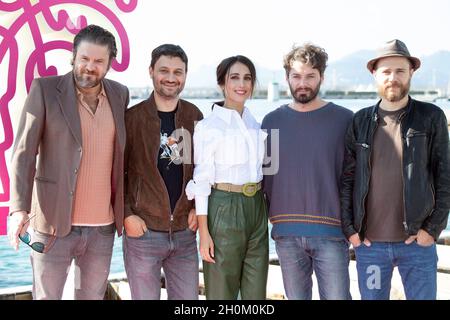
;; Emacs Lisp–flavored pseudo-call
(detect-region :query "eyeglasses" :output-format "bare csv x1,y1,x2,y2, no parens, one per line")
18,215,56,253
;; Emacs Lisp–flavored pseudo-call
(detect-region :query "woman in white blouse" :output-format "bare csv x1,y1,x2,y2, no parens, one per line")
186,55,268,299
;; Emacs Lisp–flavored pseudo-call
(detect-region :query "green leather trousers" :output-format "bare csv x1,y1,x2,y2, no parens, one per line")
203,189,269,300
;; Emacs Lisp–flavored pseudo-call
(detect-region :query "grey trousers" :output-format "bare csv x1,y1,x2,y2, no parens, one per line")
30,224,115,300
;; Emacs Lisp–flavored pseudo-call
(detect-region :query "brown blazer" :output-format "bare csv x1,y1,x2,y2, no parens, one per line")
10,71,129,237
124,93,203,231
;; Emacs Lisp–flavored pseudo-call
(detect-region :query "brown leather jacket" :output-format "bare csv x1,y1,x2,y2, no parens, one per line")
124,93,203,231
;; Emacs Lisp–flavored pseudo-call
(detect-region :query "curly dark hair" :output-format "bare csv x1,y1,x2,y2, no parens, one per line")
283,43,328,76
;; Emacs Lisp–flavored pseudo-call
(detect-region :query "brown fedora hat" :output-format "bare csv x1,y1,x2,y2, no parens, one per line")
367,39,421,72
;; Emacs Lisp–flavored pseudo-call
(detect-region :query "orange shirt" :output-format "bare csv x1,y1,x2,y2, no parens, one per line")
72,84,116,226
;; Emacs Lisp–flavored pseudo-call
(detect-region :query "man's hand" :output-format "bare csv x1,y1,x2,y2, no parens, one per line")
124,215,147,237
8,211,29,250
405,229,435,246
349,233,371,247
188,208,198,232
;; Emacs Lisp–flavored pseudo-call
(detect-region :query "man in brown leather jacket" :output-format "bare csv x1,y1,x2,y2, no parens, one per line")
123,44,203,300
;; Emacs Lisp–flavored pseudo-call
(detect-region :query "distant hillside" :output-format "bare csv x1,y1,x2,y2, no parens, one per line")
185,50,450,92
412,51,450,90
186,63,286,90
326,50,450,91
325,50,374,90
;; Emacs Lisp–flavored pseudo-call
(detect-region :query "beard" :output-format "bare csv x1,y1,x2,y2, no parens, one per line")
379,79,410,102
74,68,105,89
290,82,321,104
153,79,185,99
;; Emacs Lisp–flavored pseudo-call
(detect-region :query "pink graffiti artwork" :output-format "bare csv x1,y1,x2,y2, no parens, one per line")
0,0,138,235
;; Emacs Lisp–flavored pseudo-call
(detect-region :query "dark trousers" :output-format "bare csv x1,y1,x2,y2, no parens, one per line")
203,189,269,299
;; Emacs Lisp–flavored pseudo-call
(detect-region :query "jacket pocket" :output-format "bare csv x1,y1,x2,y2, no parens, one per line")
405,131,428,164
406,131,427,138
426,183,436,217
134,177,142,209
34,177,57,217
355,142,370,149
354,141,370,178
34,176,56,184
406,131,427,147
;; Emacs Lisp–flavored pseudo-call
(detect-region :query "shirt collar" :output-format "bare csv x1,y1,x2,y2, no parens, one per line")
212,104,251,125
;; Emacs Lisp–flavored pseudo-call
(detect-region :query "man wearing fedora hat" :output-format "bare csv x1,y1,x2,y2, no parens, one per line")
341,39,450,300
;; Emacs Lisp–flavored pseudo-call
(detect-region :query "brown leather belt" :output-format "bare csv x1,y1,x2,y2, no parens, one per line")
213,182,262,197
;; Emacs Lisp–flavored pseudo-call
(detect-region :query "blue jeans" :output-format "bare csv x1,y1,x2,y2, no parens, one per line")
31,224,115,300
123,228,199,300
274,236,351,300
355,241,438,300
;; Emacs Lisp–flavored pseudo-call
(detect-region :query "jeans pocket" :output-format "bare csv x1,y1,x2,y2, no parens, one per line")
354,242,365,249
187,227,197,235
97,223,116,236
413,240,434,248
272,234,288,241
126,229,150,240
326,236,350,244
177,228,197,239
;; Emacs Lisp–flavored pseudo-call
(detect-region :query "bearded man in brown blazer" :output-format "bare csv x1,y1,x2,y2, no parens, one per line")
8,24,129,300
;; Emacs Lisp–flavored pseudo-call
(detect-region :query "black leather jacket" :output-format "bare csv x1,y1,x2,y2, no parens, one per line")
340,97,450,240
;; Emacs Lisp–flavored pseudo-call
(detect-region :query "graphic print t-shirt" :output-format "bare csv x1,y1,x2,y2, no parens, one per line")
157,109,183,213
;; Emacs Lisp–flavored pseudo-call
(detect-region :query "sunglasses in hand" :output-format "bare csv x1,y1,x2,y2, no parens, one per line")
18,215,56,253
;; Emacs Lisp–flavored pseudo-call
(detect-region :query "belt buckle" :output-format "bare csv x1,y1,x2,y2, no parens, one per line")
242,183,257,197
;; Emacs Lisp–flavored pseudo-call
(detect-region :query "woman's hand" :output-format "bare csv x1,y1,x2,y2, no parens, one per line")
198,215,215,263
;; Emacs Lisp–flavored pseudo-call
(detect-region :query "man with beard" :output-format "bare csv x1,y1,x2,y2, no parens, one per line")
341,39,450,300
262,43,353,299
8,25,129,299
123,44,203,299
